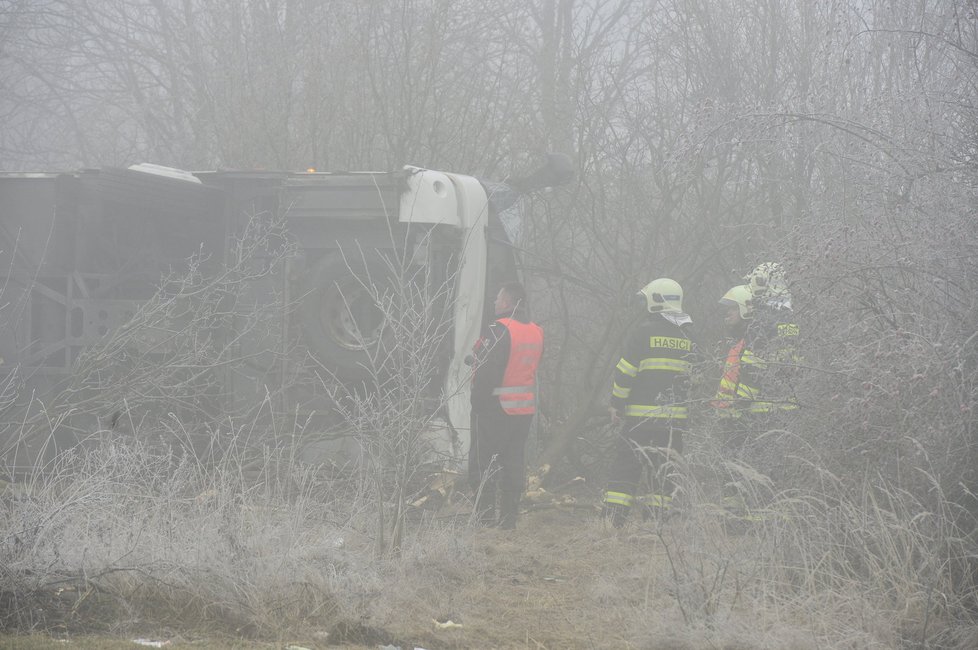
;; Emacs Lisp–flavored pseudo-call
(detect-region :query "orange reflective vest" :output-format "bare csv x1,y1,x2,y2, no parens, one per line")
711,338,746,411
492,318,543,415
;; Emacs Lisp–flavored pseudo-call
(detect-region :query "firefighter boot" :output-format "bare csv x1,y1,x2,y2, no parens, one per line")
602,503,629,529
602,490,633,529
638,493,674,522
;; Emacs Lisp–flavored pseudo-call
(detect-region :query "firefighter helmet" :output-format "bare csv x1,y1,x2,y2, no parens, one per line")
638,278,684,314
719,284,754,320
744,262,788,299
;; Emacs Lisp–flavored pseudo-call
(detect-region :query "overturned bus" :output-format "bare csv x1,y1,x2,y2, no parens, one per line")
0,157,572,466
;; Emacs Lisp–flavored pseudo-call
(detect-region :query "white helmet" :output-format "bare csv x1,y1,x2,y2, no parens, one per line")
744,262,788,299
638,278,684,314
719,284,754,320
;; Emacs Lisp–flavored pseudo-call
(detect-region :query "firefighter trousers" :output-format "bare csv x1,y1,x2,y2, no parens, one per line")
605,419,685,514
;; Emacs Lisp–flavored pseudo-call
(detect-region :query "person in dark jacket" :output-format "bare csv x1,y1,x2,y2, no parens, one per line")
469,281,543,529
711,279,799,520
712,268,800,425
712,284,762,421
603,278,694,528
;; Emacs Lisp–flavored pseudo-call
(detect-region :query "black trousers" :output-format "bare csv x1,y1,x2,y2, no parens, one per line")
470,409,532,526
606,419,685,503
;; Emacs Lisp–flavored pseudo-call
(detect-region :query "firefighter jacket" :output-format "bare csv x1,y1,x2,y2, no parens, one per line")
472,312,543,416
610,313,693,421
712,315,799,418
712,337,759,416
751,302,801,367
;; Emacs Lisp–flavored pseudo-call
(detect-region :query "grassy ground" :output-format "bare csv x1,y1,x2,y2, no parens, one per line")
3,446,978,649
0,503,832,649
0,638,280,649
0,502,722,648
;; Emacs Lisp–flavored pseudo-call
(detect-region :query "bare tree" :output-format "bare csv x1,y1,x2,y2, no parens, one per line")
317,239,459,557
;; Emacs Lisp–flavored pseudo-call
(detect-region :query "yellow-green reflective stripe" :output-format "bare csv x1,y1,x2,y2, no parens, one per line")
638,494,673,508
740,351,766,368
612,383,630,399
736,387,759,399
751,402,798,412
750,402,799,412
638,358,690,372
616,358,638,377
624,404,688,419
604,491,633,507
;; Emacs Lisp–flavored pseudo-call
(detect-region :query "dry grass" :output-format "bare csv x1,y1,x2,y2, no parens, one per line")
0,635,281,649
2,436,978,649
0,435,358,639
2,330,977,649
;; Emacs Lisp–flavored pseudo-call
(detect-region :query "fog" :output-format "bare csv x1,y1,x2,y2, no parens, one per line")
0,1,977,646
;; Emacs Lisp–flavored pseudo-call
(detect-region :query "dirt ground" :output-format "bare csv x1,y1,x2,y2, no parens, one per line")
353,501,693,650
435,506,648,648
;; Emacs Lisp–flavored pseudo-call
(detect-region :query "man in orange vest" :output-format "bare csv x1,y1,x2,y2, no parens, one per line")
469,281,543,529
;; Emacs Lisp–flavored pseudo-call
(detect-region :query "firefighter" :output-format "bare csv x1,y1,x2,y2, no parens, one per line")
712,280,798,520
712,284,760,421
469,281,543,529
710,284,763,519
603,278,694,528
743,262,801,415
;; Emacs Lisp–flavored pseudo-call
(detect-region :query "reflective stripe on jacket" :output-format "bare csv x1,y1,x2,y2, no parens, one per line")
610,315,692,421
712,338,747,413
493,317,543,415
712,337,797,416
